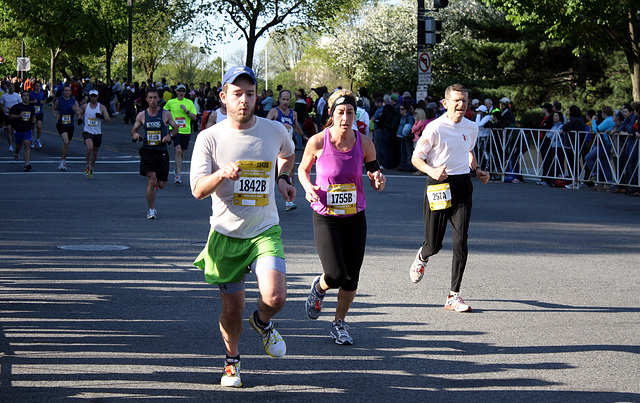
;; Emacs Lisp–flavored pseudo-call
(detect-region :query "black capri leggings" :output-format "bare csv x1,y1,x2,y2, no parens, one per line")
313,210,367,292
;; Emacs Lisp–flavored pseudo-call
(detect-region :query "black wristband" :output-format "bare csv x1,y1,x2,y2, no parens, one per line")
277,173,292,185
365,160,381,173
473,166,480,172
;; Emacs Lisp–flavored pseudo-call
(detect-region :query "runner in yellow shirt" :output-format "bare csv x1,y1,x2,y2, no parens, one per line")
164,84,197,184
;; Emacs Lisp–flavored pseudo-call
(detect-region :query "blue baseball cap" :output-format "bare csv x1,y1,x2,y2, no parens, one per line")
222,66,257,86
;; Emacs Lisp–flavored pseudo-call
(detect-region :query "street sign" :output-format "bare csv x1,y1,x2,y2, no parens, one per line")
418,51,431,73
418,73,432,85
16,57,30,71
417,51,432,102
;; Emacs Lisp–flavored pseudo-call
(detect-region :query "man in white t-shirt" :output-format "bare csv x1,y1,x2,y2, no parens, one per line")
190,66,296,388
409,84,490,313
1,83,22,152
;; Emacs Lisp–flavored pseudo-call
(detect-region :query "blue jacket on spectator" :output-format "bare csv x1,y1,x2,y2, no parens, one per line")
592,116,614,146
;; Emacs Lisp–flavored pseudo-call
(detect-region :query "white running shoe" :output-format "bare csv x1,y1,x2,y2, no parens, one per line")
330,319,353,345
37,139,42,148
146,209,157,219
220,360,242,388
410,247,428,283
174,174,182,184
249,312,286,358
445,294,472,312
8,145,13,153
285,201,297,211
58,160,67,171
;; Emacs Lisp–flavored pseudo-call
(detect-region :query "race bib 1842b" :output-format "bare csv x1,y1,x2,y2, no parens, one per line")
233,160,272,207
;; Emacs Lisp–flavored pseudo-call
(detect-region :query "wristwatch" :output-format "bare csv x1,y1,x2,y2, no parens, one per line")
277,172,292,185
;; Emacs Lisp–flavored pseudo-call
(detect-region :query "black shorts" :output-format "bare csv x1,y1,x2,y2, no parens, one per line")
83,132,102,148
172,133,191,150
0,114,5,125
36,114,44,122
56,123,75,140
139,147,170,182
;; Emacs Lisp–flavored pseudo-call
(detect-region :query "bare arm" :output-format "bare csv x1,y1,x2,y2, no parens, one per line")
100,104,111,123
297,132,323,203
277,153,297,202
73,101,81,117
77,103,87,119
192,161,241,200
179,103,197,121
266,108,278,120
292,111,303,135
52,100,59,119
469,151,490,184
205,111,216,129
165,111,179,138
131,111,145,140
362,135,385,191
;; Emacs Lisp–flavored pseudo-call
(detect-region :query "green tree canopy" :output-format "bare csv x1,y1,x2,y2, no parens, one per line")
482,0,640,101
326,0,416,93
0,0,88,85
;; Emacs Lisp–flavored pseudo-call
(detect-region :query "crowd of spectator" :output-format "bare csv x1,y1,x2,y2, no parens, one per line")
2,74,637,195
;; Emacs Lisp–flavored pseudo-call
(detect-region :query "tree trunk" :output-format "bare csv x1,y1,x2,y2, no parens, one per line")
632,61,640,102
106,46,113,82
577,53,586,90
632,30,640,101
49,48,60,89
245,35,257,69
628,14,640,102
50,49,56,89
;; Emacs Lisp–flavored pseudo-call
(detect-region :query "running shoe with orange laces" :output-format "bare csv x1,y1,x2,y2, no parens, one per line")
220,359,241,387
305,276,324,319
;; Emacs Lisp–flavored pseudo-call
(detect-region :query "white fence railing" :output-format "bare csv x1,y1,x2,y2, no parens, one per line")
475,128,640,187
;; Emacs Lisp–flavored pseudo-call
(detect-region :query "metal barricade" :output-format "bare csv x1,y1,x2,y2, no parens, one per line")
473,127,640,188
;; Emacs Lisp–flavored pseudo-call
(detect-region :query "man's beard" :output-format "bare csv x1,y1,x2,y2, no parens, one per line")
230,107,254,124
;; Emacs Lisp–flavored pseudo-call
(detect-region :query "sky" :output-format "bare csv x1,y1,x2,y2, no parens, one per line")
194,14,269,69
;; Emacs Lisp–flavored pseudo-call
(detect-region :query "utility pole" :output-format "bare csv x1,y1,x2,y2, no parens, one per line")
127,0,133,84
416,0,447,101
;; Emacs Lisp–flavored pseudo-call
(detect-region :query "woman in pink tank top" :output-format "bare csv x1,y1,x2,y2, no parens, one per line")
297,89,386,345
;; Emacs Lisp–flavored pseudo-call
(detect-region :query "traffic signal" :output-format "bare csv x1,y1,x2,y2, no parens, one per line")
418,18,442,46
434,0,448,8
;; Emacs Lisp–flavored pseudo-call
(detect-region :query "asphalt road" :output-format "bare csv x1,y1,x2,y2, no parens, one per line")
1,110,639,402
